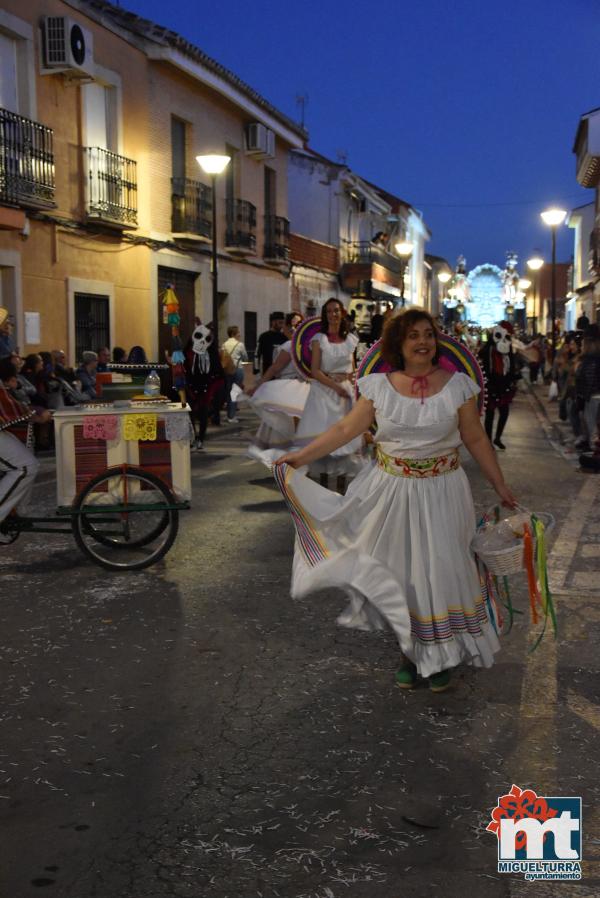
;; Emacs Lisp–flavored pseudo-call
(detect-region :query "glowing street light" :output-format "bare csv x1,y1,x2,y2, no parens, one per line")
394,240,414,306
526,253,544,333
540,208,567,359
526,254,544,271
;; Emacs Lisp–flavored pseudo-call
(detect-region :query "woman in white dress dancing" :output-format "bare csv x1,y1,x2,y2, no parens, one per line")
274,308,517,692
243,312,307,451
294,298,362,492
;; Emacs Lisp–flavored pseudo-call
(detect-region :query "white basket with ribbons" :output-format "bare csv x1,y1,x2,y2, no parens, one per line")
472,505,555,576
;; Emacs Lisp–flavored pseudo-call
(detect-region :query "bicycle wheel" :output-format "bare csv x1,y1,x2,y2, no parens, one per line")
72,466,179,571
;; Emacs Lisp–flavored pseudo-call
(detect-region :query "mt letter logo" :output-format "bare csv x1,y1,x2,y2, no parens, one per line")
487,785,582,867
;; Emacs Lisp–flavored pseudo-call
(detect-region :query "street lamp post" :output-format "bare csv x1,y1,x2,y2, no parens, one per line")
526,252,544,334
196,153,231,347
540,209,567,361
395,240,413,306
437,270,451,317
517,277,531,332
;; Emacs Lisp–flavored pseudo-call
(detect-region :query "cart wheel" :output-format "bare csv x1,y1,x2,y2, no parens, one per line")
0,525,20,545
72,466,179,571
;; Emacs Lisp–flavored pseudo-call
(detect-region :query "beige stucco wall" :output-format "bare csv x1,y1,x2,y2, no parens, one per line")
147,62,289,255
0,0,153,359
0,0,296,360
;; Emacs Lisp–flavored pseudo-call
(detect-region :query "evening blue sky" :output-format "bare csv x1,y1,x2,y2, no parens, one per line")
124,0,599,272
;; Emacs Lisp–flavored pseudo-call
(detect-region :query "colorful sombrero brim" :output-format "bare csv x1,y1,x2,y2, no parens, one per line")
290,316,322,381
356,332,486,413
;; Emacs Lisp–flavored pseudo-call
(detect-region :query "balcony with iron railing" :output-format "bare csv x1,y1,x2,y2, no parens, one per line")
589,227,600,277
171,177,212,239
264,215,290,263
341,241,404,273
225,198,256,253
85,146,137,228
0,107,55,209
339,240,404,293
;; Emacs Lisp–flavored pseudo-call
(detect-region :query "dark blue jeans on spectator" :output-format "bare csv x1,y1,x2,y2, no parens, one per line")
226,368,244,419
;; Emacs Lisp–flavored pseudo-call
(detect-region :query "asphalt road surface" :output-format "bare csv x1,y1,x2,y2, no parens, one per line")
1,388,599,898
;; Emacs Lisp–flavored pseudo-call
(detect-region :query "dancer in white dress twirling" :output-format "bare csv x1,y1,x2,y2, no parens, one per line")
273,308,517,692
243,313,307,451
294,298,363,492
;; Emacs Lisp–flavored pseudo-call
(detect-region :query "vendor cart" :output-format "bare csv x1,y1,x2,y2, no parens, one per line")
1,400,192,572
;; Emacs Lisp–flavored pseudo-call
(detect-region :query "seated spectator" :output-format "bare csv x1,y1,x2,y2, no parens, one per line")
51,349,77,384
21,354,49,408
39,351,65,410
0,308,16,359
128,346,148,364
97,346,111,372
75,351,98,400
9,352,38,406
112,346,128,364
0,358,53,519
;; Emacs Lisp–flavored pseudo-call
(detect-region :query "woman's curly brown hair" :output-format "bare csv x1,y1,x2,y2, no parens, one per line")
380,307,440,370
320,297,350,339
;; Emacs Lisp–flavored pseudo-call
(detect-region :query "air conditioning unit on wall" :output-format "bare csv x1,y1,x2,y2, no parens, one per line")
245,123,275,158
41,17,94,77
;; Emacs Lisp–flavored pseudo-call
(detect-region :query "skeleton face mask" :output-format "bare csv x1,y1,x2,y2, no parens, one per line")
192,325,213,356
492,325,512,355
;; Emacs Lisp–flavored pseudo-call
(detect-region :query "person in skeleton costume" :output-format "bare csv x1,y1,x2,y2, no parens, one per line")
479,321,518,450
184,323,224,450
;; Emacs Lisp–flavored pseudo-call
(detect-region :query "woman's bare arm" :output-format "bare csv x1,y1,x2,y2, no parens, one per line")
247,350,291,394
458,397,517,507
275,397,375,468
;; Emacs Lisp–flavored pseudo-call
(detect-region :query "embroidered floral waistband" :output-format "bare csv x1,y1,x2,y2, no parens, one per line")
375,445,460,478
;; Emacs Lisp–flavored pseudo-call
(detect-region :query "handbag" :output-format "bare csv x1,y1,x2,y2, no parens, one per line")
548,380,558,401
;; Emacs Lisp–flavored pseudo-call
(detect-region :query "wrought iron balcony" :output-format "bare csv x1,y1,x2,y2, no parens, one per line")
171,177,212,238
0,107,55,208
85,146,137,227
225,198,256,253
589,227,600,277
264,215,290,262
342,241,403,274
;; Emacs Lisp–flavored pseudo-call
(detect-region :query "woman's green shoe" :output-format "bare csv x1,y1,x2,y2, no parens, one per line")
395,661,417,689
428,669,451,693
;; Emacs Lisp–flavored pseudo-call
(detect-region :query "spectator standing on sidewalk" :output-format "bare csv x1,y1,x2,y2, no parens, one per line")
555,334,582,438
255,312,286,375
575,324,600,450
221,326,248,423
577,312,590,332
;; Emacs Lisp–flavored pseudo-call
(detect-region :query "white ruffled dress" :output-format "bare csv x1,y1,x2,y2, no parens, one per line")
294,332,363,476
241,341,310,450
268,371,500,678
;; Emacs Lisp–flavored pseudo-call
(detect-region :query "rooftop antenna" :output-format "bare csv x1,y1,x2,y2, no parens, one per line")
295,93,308,129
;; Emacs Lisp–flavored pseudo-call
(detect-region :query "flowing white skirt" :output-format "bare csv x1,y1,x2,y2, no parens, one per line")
253,450,500,678
294,380,364,476
241,379,310,450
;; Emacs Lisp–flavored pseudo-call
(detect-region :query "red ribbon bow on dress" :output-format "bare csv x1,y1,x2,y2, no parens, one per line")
410,373,432,404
